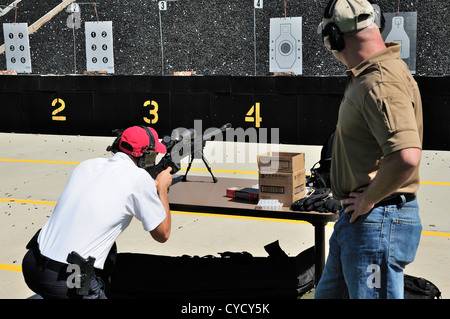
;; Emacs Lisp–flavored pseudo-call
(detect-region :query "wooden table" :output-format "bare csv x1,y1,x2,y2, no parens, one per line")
168,175,338,285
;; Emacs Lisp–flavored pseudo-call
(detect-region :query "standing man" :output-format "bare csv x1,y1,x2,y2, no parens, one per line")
315,0,423,299
22,126,173,299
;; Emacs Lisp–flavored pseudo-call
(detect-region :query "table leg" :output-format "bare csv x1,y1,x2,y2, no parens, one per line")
313,222,327,286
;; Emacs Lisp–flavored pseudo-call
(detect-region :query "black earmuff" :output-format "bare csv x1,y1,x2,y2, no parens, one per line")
322,0,345,51
140,126,156,151
138,126,156,168
323,22,345,52
107,127,157,169
322,0,384,52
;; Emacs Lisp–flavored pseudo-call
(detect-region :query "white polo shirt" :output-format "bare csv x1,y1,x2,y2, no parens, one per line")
38,152,166,269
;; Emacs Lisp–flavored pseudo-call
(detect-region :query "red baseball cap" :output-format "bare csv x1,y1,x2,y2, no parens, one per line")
119,126,166,157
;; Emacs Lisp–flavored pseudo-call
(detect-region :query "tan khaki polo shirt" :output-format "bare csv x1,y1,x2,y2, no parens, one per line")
331,42,423,200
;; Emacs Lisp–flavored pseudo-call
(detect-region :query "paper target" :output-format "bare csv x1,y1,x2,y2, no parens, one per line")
269,17,302,75
382,12,417,74
85,21,114,73
66,3,81,29
3,23,32,73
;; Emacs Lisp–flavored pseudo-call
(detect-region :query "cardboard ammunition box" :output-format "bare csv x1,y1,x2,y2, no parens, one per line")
258,169,306,207
257,152,305,173
226,187,259,202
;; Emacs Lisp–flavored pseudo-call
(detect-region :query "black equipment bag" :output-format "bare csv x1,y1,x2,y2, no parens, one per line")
108,241,314,299
293,130,341,214
404,274,441,299
309,130,334,189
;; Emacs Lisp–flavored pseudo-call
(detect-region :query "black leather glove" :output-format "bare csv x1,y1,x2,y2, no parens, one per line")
291,188,340,213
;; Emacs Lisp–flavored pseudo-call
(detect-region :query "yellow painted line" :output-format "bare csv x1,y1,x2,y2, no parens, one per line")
0,158,448,274
421,231,450,238
0,198,57,205
0,158,80,165
172,210,325,226
2,198,450,238
0,158,256,174
172,211,450,238
178,167,258,175
1,230,449,274
0,264,22,272
1,158,449,182
420,181,450,186
0,161,448,276
4,198,449,238
0,207,448,273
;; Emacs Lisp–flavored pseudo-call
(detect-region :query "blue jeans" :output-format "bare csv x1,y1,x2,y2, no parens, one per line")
315,199,422,299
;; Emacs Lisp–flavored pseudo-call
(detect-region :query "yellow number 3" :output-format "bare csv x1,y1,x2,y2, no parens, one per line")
143,100,159,124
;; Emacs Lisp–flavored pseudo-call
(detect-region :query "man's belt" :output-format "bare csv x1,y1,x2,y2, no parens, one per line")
26,229,69,273
374,193,416,208
38,253,69,273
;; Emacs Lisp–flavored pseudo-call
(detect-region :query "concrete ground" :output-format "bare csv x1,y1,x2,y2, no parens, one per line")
0,132,449,299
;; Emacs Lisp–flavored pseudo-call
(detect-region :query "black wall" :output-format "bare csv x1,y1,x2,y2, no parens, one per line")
0,75,448,151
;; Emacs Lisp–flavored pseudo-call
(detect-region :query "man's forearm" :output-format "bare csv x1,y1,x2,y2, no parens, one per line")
150,190,171,243
343,147,421,223
363,147,421,205
157,188,171,233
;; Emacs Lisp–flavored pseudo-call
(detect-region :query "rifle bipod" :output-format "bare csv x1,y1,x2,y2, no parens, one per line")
181,154,218,183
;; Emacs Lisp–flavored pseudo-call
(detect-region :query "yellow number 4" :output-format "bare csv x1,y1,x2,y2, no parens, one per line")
245,102,262,128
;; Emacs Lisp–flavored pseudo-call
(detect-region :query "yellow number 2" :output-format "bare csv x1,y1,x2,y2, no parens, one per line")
143,100,159,124
245,102,262,128
51,98,66,121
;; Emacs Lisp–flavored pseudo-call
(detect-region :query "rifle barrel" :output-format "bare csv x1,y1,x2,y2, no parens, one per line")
201,123,232,141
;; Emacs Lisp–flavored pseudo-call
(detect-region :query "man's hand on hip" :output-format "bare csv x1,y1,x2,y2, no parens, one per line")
341,191,375,223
